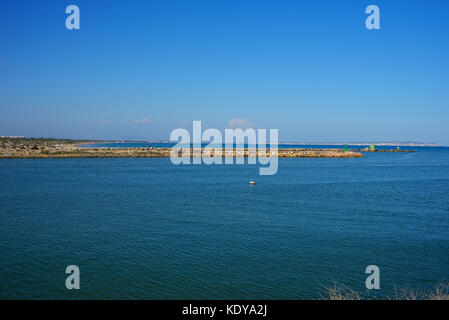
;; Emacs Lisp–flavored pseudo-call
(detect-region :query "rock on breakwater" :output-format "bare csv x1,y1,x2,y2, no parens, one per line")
0,143,364,159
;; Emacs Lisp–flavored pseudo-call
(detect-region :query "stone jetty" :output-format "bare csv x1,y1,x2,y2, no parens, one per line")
0,137,414,159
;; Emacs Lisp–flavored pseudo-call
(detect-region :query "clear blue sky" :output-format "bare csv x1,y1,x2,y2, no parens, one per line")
1,0,448,144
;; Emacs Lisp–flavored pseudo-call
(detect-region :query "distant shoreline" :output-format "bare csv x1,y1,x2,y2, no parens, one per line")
84,141,440,147
93,141,440,147
280,142,439,147
0,136,440,147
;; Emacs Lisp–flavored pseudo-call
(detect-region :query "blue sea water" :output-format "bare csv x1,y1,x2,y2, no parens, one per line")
0,146,448,299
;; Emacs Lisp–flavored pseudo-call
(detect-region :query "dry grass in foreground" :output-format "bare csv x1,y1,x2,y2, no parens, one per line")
323,281,449,300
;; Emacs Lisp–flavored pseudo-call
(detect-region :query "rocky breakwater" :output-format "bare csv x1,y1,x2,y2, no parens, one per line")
0,143,364,159
155,147,363,158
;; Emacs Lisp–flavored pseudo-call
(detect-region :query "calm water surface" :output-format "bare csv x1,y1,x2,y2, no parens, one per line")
0,147,448,299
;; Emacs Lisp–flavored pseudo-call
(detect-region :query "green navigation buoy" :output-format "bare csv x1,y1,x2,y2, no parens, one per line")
344,144,348,152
